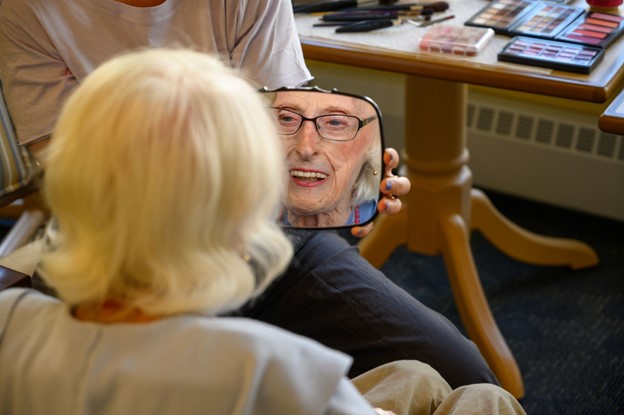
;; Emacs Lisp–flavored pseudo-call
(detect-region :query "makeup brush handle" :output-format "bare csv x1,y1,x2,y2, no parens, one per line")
322,9,433,21
349,1,449,12
348,3,424,11
335,19,395,32
293,0,357,13
323,12,400,21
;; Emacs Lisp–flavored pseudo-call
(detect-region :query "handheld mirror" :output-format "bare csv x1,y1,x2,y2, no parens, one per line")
260,86,385,230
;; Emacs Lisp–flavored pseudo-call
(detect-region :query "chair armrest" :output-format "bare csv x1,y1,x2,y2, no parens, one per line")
0,264,31,290
0,209,45,257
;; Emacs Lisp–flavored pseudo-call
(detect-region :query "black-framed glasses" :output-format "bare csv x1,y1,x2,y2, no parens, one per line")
270,107,377,142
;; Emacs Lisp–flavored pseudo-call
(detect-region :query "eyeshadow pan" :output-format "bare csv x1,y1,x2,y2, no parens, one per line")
498,36,605,74
585,17,619,28
555,11,624,48
465,0,538,34
579,23,613,34
592,12,624,23
574,29,607,39
508,3,584,38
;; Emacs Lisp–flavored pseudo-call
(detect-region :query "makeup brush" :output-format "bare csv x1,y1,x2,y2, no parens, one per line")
293,0,357,13
321,10,434,21
335,19,405,32
320,2,447,21
345,1,450,12
334,14,454,33
313,14,428,27
293,0,384,13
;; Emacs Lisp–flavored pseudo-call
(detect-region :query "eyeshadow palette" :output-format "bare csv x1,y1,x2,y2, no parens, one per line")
418,26,495,56
498,36,605,74
507,2,584,39
529,0,571,3
465,0,585,38
465,0,537,34
555,11,624,48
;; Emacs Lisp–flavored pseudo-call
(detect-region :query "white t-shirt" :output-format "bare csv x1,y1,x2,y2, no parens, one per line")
0,0,312,145
0,288,375,415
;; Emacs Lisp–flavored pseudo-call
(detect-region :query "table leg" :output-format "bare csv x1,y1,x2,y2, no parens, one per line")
358,75,599,399
470,188,598,268
440,212,524,399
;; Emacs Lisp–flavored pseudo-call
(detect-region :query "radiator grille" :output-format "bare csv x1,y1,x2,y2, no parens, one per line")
467,103,624,162
466,93,624,221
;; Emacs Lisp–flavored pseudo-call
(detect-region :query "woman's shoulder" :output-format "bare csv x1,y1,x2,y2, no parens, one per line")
0,288,61,339
186,315,352,365
128,316,358,414
171,316,352,384
0,287,58,310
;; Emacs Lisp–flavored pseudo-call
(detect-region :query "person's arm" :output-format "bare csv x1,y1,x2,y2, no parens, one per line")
0,0,77,150
352,147,411,237
228,0,312,88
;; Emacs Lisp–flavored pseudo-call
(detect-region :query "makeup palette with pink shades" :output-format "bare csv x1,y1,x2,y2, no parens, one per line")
507,2,584,39
466,0,623,47
468,0,624,73
497,36,605,74
555,11,624,48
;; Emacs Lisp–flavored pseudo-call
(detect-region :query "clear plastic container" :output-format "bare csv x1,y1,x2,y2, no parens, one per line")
418,26,495,56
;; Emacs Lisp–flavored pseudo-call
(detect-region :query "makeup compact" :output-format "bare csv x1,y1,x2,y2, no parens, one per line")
465,0,537,35
555,11,624,48
465,0,584,38
418,26,495,56
497,36,605,73
507,2,584,39
466,0,623,74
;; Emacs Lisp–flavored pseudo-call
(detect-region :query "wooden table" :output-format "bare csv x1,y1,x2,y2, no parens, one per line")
296,0,624,399
599,88,624,134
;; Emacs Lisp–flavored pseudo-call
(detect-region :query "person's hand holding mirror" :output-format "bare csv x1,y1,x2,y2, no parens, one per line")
353,146,411,238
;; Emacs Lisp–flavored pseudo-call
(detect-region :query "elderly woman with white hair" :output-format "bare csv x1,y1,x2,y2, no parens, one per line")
0,48,526,415
0,48,375,414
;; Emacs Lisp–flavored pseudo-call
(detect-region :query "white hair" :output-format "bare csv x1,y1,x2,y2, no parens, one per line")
352,138,382,206
40,48,293,316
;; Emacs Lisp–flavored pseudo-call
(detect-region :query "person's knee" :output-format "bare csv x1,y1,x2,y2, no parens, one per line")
352,360,452,415
434,383,527,415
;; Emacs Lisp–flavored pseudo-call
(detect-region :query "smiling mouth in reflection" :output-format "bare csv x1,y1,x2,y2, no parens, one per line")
290,169,328,185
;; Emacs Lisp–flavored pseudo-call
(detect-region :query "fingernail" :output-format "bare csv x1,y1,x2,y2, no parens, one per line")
385,181,392,192
384,201,389,211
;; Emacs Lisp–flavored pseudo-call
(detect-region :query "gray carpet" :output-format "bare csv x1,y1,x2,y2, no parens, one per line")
377,189,624,415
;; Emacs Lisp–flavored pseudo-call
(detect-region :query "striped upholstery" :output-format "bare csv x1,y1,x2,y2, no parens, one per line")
0,85,34,200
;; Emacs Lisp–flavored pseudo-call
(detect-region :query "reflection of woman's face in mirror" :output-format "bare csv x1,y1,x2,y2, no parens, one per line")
272,91,380,227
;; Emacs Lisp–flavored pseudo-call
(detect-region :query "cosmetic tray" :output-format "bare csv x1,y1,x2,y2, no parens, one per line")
418,26,495,56
498,36,605,74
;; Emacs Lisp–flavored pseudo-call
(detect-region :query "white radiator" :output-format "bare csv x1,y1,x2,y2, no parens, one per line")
466,89,624,222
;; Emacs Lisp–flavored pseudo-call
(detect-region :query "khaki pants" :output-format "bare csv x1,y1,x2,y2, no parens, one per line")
352,360,526,415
